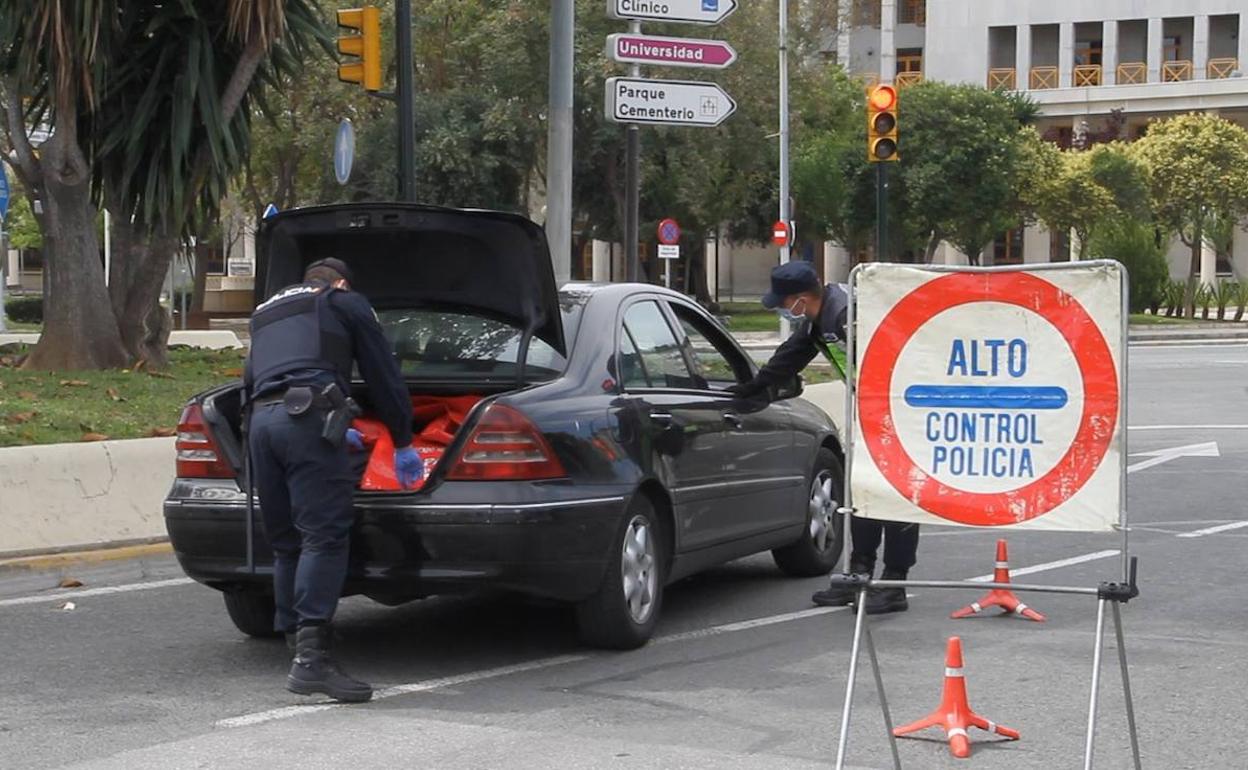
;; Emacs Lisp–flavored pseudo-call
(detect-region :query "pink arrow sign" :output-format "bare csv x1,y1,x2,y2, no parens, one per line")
607,33,738,70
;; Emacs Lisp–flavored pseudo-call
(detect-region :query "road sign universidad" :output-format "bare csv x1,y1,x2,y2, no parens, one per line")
849,263,1125,532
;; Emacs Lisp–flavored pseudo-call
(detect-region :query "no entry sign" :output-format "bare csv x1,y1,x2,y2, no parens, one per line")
850,263,1125,531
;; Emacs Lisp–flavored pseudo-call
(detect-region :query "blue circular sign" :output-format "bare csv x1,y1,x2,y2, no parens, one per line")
334,119,355,185
657,218,681,245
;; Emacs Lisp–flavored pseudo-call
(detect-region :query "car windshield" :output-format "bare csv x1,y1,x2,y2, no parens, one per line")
375,292,584,381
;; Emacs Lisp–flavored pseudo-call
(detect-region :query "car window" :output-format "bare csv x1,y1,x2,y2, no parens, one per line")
376,308,567,380
622,301,698,390
671,305,748,390
619,328,650,389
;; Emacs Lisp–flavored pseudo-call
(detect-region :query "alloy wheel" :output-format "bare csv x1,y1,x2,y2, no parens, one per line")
620,515,658,624
808,471,839,552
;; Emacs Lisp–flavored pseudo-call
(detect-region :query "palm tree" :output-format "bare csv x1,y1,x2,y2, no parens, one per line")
0,0,326,369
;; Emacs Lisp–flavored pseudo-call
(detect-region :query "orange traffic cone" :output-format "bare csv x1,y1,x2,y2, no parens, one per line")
951,539,1046,622
894,636,1020,759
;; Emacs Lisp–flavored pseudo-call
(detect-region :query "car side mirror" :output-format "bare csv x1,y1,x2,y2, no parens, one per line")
772,374,804,401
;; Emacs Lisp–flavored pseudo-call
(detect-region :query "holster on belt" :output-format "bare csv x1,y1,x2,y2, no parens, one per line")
281,383,361,448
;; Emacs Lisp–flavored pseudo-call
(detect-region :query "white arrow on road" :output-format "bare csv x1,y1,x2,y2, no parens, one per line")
1126,441,1219,474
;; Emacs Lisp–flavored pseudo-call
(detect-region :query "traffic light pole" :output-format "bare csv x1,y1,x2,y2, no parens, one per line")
395,0,416,202
876,162,888,262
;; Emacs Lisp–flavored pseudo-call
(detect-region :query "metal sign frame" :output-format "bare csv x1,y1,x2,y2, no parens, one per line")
831,260,1140,770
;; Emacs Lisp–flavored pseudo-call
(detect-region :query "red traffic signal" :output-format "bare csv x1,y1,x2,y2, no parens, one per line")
867,84,899,162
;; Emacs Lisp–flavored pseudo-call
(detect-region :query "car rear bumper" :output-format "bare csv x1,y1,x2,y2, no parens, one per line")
164,480,628,603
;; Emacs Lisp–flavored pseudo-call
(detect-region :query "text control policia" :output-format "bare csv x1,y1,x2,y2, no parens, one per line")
914,338,1049,480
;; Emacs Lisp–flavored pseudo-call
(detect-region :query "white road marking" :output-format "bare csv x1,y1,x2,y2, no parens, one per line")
967,550,1120,582
0,577,194,608
1176,521,1248,538
1126,441,1219,474
217,655,591,729
216,605,859,729
1129,425,1248,431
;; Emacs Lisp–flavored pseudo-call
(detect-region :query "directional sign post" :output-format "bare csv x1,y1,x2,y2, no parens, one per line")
608,0,737,25
607,33,737,69
850,262,1126,532
606,77,736,127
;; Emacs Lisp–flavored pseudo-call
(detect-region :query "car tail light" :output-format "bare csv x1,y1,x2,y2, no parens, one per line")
175,403,235,478
445,404,567,481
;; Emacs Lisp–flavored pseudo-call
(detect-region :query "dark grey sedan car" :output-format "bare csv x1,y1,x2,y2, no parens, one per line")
165,203,845,649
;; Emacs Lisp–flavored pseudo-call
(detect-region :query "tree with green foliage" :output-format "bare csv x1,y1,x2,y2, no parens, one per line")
0,0,327,369
894,82,1034,264
1133,113,1248,318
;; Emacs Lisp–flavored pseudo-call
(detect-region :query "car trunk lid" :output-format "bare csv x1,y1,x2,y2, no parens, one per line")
255,203,565,356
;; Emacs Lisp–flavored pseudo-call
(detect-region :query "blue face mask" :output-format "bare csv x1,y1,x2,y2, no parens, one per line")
778,298,806,322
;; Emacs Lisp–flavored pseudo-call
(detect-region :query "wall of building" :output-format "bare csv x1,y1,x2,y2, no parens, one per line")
926,0,1248,85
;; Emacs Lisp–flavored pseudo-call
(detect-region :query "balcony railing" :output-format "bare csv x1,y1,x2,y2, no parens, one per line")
1073,64,1102,87
1029,66,1058,90
1116,62,1147,84
987,68,1016,90
1162,60,1192,82
896,71,924,88
1208,57,1238,79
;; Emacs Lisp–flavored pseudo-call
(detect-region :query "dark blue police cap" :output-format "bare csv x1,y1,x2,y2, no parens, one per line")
761,261,820,309
305,257,356,286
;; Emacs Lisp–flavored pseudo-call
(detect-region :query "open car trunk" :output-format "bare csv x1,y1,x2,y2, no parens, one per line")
197,202,568,492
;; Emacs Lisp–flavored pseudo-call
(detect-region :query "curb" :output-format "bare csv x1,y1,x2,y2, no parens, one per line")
0,540,172,575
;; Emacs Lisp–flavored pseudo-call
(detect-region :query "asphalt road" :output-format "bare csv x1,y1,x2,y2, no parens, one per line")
3,342,1247,769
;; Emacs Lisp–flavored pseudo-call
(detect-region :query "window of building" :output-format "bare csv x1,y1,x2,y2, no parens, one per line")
852,0,880,28
1163,36,1182,61
994,229,1025,266
1074,40,1103,66
897,48,923,73
898,0,925,26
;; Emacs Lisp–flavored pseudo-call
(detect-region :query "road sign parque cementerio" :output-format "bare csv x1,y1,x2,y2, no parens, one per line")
607,33,737,69
607,0,738,26
605,77,737,127
850,263,1124,532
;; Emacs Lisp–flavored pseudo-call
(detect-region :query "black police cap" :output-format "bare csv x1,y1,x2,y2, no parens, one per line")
305,257,356,286
761,261,821,309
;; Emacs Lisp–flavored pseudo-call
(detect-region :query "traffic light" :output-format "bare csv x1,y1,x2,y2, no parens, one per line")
337,6,382,91
867,84,899,162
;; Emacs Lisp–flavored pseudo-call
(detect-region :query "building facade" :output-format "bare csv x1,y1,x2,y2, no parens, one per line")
835,0,1248,282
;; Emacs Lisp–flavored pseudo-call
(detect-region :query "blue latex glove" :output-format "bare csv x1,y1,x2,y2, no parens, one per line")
345,428,365,452
395,446,424,489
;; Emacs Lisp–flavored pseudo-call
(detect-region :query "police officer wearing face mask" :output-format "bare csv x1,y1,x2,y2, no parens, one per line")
728,261,918,615
245,257,424,703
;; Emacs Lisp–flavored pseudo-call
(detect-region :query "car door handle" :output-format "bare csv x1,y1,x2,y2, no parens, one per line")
722,411,744,429
649,411,675,427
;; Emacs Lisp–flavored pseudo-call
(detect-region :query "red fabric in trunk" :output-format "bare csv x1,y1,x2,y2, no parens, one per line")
353,395,483,491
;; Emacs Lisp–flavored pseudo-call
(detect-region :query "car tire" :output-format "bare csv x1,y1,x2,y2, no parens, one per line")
222,586,282,638
575,496,667,650
772,448,845,578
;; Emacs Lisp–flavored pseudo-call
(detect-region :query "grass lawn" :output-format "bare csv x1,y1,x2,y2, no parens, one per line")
0,346,243,447
1129,312,1204,325
719,302,780,333
2,321,42,332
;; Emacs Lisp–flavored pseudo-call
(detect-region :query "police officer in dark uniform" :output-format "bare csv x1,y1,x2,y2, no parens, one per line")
729,261,918,615
245,258,423,703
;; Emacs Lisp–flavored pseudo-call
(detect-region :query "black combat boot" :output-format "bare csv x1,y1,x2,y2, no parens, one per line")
811,560,873,607
864,569,909,615
287,625,373,703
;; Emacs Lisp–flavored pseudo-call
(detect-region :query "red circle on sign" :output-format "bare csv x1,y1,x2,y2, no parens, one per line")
772,220,789,247
657,218,681,245
858,271,1118,526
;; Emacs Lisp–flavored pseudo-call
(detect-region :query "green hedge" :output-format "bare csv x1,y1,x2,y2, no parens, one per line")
4,296,42,324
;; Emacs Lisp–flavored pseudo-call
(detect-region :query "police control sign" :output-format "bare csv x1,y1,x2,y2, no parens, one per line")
850,263,1125,531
